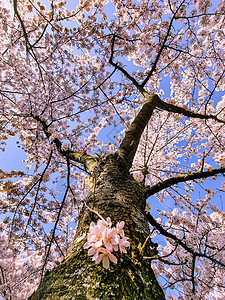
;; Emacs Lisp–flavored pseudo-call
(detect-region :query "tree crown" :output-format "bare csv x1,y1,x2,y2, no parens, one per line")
0,0,225,298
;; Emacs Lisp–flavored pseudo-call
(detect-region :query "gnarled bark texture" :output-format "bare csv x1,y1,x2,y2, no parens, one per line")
30,153,165,299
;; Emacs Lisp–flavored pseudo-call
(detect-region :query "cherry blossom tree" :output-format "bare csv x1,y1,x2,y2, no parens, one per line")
0,0,225,298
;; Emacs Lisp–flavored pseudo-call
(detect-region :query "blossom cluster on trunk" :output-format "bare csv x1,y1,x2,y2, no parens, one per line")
83,218,130,269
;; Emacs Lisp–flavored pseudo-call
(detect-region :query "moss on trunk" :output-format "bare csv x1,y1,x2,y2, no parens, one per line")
30,154,165,300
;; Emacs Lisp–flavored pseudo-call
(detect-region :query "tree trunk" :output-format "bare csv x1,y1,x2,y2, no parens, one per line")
30,153,165,299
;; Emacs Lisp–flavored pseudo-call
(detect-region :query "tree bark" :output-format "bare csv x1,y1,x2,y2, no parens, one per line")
30,153,165,299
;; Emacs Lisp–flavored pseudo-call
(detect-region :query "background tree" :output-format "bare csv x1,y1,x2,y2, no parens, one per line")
0,0,225,299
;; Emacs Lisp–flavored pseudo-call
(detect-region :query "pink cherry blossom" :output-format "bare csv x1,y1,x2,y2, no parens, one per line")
116,221,125,237
106,217,112,227
86,221,106,248
118,237,130,254
95,248,118,269
103,227,119,251
84,218,130,268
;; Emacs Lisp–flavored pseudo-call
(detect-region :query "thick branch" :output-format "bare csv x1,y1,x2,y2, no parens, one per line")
154,96,225,125
144,167,225,198
117,88,225,169
146,213,225,268
34,116,97,173
141,16,175,87
67,151,97,174
13,0,30,52
117,94,160,169
109,34,141,91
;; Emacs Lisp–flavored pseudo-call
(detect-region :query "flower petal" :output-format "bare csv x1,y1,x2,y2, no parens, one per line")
109,253,117,264
102,256,109,269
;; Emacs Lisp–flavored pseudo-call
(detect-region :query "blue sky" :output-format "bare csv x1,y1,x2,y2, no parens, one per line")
0,1,224,298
